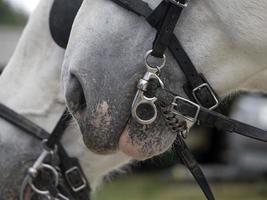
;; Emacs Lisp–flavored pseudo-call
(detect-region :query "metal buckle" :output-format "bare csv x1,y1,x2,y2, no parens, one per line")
192,83,219,110
171,96,200,131
168,0,189,8
65,167,87,192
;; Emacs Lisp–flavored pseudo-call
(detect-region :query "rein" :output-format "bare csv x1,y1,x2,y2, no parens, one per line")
0,104,90,200
0,0,266,199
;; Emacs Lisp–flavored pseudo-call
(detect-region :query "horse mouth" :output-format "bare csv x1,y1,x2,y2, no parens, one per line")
64,71,176,160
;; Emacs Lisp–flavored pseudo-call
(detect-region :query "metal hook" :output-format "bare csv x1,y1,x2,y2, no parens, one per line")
131,50,166,125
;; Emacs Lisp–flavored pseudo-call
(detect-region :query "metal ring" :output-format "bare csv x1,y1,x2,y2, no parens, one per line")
145,50,166,71
132,99,158,125
29,164,59,196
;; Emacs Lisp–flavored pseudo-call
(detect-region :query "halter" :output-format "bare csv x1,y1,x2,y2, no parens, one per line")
1,0,266,199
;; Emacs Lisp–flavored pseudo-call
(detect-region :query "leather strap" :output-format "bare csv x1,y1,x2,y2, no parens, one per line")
45,111,90,200
172,136,215,200
46,110,72,149
147,1,219,109
168,36,219,109
40,112,91,200
148,1,184,58
0,103,49,140
0,103,90,200
147,0,169,28
155,88,267,142
58,146,91,200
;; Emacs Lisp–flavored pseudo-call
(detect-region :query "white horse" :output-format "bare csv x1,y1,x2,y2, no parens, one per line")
0,0,131,198
1,0,267,199
63,0,267,160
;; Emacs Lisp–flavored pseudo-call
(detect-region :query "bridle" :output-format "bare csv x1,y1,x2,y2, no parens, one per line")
0,0,266,199
0,104,90,200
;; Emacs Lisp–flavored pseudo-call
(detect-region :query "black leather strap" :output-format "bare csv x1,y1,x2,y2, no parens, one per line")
45,111,91,200
46,110,72,149
168,36,219,109
155,88,267,142
0,103,49,140
172,136,215,200
147,0,169,27
148,1,184,58
147,2,219,109
41,111,91,200
0,103,91,199
58,146,91,200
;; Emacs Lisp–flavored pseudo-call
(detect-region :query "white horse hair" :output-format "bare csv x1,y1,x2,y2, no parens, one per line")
0,0,131,197
1,0,267,198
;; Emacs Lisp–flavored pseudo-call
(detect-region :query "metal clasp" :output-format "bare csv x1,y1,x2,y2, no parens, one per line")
21,140,64,200
192,83,219,110
131,50,166,125
29,163,59,196
65,167,87,192
169,0,190,8
171,96,200,133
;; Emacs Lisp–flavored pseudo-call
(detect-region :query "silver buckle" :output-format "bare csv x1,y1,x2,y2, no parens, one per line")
171,96,200,132
192,83,219,110
65,167,87,192
169,0,189,8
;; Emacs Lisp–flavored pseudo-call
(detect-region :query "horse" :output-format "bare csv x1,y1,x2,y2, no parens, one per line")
0,0,131,198
63,0,267,160
1,0,267,199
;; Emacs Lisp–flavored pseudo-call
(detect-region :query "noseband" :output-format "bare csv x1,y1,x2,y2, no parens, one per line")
1,0,267,200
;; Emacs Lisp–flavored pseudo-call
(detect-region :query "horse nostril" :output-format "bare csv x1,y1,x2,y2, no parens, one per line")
66,73,87,113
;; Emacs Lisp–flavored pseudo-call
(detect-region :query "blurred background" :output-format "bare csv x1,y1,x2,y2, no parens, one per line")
0,0,36,70
1,1,267,199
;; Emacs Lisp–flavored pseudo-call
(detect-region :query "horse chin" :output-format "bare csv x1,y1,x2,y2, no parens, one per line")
69,106,172,160
118,124,175,161
118,131,152,161
64,70,175,159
